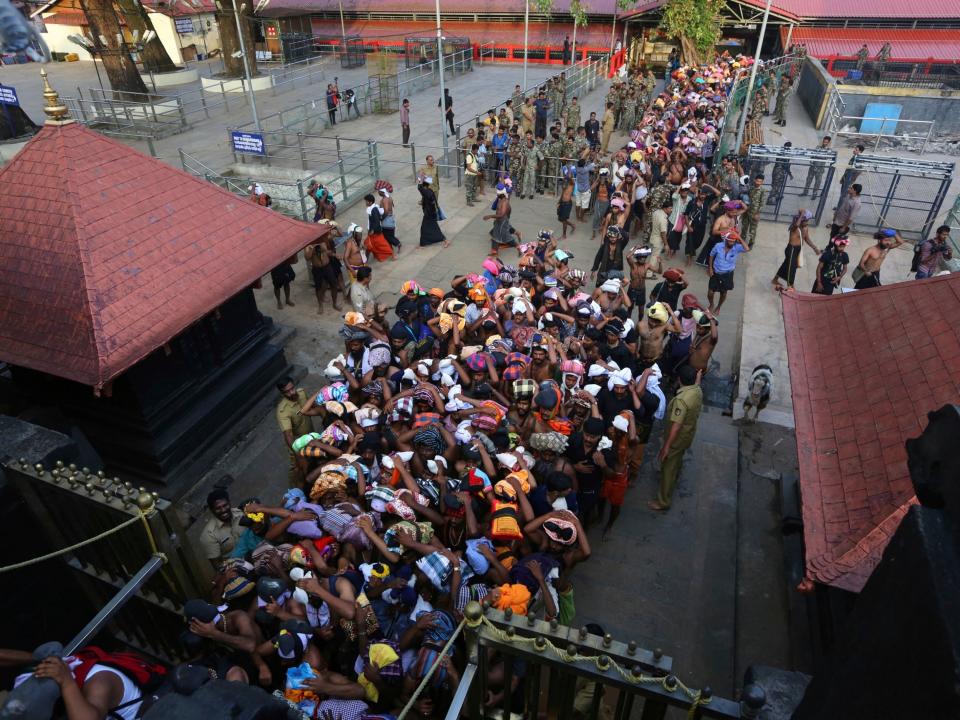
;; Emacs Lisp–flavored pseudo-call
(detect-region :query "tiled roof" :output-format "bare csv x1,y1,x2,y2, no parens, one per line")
782,275,960,593
782,27,960,62
624,0,956,21
264,0,619,16
0,121,324,389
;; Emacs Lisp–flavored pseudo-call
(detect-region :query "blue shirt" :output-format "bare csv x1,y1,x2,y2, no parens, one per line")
575,163,595,193
534,98,550,117
709,243,746,274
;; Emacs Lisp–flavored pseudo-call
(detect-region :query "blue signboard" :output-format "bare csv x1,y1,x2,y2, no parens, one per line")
231,131,266,156
174,17,194,34
0,85,20,107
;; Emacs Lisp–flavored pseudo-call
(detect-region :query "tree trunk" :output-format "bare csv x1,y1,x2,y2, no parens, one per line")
81,0,149,95
217,4,258,78
116,0,178,73
679,34,705,66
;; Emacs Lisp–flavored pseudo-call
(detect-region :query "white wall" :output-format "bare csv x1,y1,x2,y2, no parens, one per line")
40,18,93,60
149,12,222,62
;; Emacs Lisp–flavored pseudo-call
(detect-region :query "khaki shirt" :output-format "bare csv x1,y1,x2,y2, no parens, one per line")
602,109,615,132
277,389,312,438
666,384,703,452
418,164,439,192
199,508,244,561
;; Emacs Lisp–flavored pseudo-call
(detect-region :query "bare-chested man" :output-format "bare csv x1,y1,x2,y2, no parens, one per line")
530,336,559,382
854,228,904,290
508,394,536,437
626,245,663,319
697,199,744,266
636,301,681,369
304,235,341,314
686,311,718,374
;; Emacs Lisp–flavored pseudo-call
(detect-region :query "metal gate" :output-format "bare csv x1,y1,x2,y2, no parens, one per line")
446,603,768,720
744,144,837,225
3,459,212,661
368,74,401,113
844,155,955,241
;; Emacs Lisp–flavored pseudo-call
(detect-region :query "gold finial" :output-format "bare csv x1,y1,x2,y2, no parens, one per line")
40,68,71,124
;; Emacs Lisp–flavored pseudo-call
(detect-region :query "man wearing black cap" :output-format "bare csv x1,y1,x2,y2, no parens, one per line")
649,365,702,512
600,319,633,371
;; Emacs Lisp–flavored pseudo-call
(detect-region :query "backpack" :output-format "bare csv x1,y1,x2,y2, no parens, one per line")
72,647,169,693
910,240,924,273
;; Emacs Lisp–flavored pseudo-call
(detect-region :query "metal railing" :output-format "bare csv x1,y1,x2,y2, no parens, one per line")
456,54,607,136
823,86,935,154
2,459,211,662
447,603,765,720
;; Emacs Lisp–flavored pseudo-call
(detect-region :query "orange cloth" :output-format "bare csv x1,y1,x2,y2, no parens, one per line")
365,232,393,261
493,583,532,615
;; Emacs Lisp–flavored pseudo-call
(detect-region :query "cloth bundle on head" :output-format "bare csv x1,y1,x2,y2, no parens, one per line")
325,399,358,417
357,643,401,702
315,382,349,405
663,268,683,283
534,380,573,435
343,312,366,326
384,520,434,553
493,584,532,615
529,431,569,454
466,352,488,372
355,406,381,429
681,293,701,310
647,302,670,324
513,378,537,399
600,278,621,294
292,432,322,454
543,510,579,546
607,367,633,392
489,498,523,541
319,421,353,445
413,425,446,454
361,382,384,400
560,359,584,376
367,343,391,368
401,280,424,295
387,396,414,423
309,468,348,502
416,551,454,590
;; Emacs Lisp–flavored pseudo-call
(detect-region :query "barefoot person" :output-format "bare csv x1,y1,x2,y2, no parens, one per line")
771,209,818,291
707,228,749,315
686,311,718,374
485,185,515,251
557,173,576,239
853,228,904,289
304,234,341,314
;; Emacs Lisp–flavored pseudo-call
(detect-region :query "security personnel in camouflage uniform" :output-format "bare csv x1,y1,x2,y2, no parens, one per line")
855,44,869,71
512,85,524,112
560,128,578,168
535,134,550,194
773,74,791,126
615,82,628,129
508,133,524,193
801,135,832,199
751,80,768,120
565,96,581,132
643,70,656,106
464,145,480,205
742,174,766,248
545,131,563,195
574,126,590,161
644,181,674,244
604,84,619,125
520,136,544,199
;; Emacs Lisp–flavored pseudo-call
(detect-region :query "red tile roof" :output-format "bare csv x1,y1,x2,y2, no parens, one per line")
0,121,324,390
782,275,960,593
265,0,619,16
624,0,955,21
782,27,960,62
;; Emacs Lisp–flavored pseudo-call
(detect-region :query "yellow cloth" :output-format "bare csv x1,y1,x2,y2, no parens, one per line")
439,312,466,334
493,583,532,615
357,643,400,702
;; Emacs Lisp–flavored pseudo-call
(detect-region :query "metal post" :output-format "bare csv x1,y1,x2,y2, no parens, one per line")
297,179,309,221
298,132,308,170
338,0,346,51
147,136,156,157
230,0,261,132
785,23,795,52
435,0,449,174
410,141,418,181
337,137,347,200
734,0,773,156
367,138,376,180
571,20,578,66
64,554,165,655
609,6,617,55
177,97,187,129
220,81,230,112
522,0,529,90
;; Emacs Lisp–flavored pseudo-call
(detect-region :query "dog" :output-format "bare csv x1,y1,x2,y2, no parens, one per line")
743,364,773,421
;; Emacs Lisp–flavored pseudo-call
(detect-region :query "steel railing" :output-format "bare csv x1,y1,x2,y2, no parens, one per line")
823,85,935,154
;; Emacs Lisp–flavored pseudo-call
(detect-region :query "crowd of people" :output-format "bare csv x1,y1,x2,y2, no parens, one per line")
147,52,779,720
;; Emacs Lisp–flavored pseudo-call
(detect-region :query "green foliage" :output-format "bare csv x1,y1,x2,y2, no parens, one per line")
531,0,555,15
569,0,589,27
658,0,725,55
616,0,636,10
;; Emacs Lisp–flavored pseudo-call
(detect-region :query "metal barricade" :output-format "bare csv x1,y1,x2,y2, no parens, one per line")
744,144,837,225
446,603,765,720
2,459,212,662
844,154,955,241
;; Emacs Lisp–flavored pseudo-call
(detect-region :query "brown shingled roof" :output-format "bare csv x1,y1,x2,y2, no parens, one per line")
0,121,324,389
782,275,960,592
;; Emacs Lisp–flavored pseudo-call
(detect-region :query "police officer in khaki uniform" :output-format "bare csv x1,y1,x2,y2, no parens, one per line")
276,376,312,483
649,365,703,511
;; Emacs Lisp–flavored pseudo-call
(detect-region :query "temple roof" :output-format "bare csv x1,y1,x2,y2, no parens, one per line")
782,275,960,592
0,120,323,389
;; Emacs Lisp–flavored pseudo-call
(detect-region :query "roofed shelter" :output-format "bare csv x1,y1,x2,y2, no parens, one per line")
0,70,327,491
782,274,960,594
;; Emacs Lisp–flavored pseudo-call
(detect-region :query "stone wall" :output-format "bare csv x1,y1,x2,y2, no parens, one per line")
835,87,960,137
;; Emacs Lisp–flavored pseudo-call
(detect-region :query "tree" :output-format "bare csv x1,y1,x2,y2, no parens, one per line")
79,0,149,95
115,0,179,73
658,0,725,65
217,2,258,78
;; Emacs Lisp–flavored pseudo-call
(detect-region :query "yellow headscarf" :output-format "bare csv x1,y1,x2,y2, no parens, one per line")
357,643,401,702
